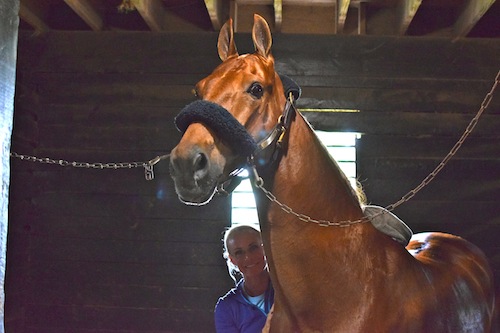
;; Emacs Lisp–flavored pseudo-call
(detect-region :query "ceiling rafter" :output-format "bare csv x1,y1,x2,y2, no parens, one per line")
356,2,366,35
133,0,203,32
133,0,166,31
396,0,422,35
453,0,496,39
64,0,103,31
337,0,350,33
18,0,49,34
274,0,283,31
204,0,222,30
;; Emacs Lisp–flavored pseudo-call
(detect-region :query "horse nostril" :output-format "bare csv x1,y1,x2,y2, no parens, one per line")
193,152,208,180
193,152,207,170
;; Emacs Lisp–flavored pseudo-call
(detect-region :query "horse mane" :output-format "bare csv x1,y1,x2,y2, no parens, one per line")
353,179,367,206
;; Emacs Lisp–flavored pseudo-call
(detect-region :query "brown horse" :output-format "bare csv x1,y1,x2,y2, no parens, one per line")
169,14,496,332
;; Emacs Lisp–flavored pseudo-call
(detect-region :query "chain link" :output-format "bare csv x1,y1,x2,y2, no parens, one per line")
254,69,500,227
9,152,170,180
254,180,371,227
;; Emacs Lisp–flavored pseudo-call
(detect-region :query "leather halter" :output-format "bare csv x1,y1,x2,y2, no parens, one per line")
217,77,300,195
248,74,301,168
250,95,296,167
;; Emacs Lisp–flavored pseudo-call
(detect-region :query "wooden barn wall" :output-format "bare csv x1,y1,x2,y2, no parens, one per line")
7,30,500,332
8,31,233,333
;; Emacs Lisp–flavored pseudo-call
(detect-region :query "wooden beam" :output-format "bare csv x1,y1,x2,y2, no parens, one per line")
64,0,103,31
133,0,165,31
133,0,202,32
231,0,237,32
237,0,272,4
204,0,222,30
274,0,282,31
18,0,49,34
281,0,334,3
396,0,422,35
337,0,350,33
453,0,496,39
357,2,366,35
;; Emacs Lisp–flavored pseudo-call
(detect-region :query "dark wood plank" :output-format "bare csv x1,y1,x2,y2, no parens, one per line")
30,236,225,266
25,304,215,332
362,178,500,203
17,32,500,78
300,87,499,114
30,260,232,290
28,191,229,220
17,31,221,74
357,135,500,159
303,111,499,137
372,201,499,227
31,282,221,310
37,124,181,150
35,104,184,127
357,157,499,181
10,214,229,243
271,34,500,79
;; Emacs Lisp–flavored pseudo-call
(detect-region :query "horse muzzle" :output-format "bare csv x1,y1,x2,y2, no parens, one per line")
169,100,258,205
169,142,222,205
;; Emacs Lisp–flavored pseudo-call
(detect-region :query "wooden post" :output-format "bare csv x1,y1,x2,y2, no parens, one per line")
0,0,19,332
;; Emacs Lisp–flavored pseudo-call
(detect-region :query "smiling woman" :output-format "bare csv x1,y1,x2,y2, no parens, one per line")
215,225,274,333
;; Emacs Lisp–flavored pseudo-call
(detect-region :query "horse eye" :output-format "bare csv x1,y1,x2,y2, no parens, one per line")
248,82,264,99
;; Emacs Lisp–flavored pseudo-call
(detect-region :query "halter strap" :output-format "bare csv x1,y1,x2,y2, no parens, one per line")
217,93,297,195
249,74,300,166
251,95,297,167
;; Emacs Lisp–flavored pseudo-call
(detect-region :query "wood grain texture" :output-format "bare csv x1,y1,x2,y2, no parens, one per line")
7,30,500,332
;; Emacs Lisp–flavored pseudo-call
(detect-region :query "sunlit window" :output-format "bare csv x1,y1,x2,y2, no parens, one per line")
231,131,359,228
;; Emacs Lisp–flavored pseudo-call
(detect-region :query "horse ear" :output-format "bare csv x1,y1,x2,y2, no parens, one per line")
252,14,272,58
218,18,238,61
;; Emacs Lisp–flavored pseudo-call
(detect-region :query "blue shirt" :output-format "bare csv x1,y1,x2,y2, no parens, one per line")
214,279,274,333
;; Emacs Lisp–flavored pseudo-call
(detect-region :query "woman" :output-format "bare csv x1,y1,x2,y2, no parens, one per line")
214,225,274,333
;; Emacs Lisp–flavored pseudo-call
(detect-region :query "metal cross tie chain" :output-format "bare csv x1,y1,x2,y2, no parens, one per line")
9,152,170,181
251,69,500,227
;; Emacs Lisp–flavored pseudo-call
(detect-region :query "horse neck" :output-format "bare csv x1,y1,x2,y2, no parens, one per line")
257,110,364,230
255,111,383,325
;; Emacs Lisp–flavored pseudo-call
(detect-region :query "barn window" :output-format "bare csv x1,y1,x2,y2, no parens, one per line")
231,131,360,228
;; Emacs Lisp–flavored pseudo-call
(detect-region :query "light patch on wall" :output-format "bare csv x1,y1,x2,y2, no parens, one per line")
231,130,360,228
299,108,360,113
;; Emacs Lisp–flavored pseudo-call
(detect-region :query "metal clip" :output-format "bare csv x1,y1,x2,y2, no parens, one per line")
144,154,171,181
277,126,286,147
148,155,162,166
144,163,155,180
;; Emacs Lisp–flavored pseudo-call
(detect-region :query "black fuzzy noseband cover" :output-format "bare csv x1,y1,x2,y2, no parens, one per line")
174,100,258,157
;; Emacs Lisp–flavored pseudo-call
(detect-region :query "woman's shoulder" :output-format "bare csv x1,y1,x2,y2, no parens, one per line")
215,280,245,308
218,280,243,300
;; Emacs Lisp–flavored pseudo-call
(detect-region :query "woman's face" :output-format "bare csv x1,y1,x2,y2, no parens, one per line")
227,230,266,278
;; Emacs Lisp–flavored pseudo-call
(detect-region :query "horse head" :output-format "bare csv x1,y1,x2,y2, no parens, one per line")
169,14,286,205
